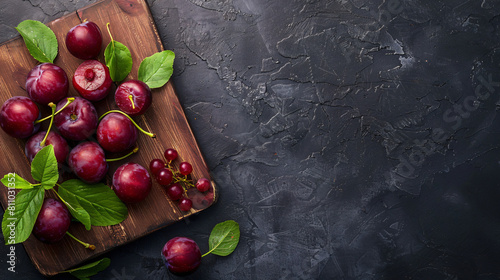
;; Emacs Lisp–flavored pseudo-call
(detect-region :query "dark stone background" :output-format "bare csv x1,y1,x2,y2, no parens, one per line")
1,0,500,279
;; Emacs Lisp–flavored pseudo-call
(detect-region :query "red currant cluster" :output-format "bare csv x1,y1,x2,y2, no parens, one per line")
150,148,211,212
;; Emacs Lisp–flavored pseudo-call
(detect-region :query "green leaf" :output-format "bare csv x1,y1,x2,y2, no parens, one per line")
1,173,34,189
137,50,175,89
15,20,58,63
64,258,111,279
31,145,58,190
1,186,45,244
104,40,132,82
205,220,240,257
58,179,128,226
59,195,91,230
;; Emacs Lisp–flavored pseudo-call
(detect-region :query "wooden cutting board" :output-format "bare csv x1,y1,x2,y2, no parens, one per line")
0,0,216,276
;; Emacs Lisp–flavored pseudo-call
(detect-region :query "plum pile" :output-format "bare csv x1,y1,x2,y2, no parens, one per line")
0,20,207,244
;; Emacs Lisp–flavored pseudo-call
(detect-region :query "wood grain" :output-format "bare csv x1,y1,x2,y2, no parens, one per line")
0,0,217,276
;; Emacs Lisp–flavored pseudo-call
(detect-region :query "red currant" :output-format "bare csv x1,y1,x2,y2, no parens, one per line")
150,158,165,176
179,197,192,211
164,148,178,162
156,168,173,186
195,178,210,192
167,183,184,201
179,162,193,176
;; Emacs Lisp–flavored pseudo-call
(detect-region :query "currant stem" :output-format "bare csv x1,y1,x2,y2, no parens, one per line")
39,103,56,147
99,110,156,138
35,97,75,124
106,147,139,162
172,174,195,189
128,95,136,109
66,231,95,250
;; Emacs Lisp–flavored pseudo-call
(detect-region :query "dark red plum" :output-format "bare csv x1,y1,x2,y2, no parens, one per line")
0,96,40,138
65,21,102,60
26,63,69,106
112,162,152,203
68,141,108,184
161,237,201,275
115,80,152,116
33,198,71,243
73,60,112,101
97,112,138,153
54,97,98,141
25,131,69,164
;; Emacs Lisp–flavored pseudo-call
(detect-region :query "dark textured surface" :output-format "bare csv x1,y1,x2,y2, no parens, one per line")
1,0,500,279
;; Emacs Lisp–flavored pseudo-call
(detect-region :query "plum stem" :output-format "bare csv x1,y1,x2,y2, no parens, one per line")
128,95,136,109
99,110,156,138
106,147,139,162
35,97,75,124
52,188,82,220
106,22,114,46
40,102,56,147
66,231,95,250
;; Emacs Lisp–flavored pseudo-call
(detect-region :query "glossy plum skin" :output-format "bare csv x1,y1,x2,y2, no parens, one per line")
73,60,112,101
26,63,69,105
0,96,40,138
68,141,108,184
54,97,98,141
112,163,152,203
25,131,69,164
97,112,138,153
115,80,152,116
33,198,71,243
162,237,201,275
65,21,102,60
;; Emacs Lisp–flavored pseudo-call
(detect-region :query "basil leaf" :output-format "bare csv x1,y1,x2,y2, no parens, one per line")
59,196,91,230
137,50,175,89
1,173,34,189
104,40,132,82
58,179,128,226
15,20,58,63
31,145,58,190
206,220,240,256
64,257,111,279
1,186,45,244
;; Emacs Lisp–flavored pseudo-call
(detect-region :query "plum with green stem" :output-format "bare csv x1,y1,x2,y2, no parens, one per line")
54,97,98,141
25,102,69,164
65,21,102,60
